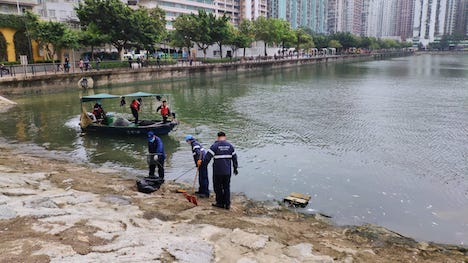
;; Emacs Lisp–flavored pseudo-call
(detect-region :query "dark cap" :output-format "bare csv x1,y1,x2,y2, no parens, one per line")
217,131,226,137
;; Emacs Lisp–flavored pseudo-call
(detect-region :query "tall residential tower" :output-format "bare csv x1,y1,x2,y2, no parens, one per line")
269,0,328,33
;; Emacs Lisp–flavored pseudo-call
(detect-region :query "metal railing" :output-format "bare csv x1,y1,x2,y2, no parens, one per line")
0,63,65,78
0,51,413,79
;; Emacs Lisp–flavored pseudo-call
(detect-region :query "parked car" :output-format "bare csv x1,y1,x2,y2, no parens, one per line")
123,53,145,60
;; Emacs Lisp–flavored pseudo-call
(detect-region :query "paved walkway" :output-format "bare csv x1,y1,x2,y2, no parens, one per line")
0,56,323,82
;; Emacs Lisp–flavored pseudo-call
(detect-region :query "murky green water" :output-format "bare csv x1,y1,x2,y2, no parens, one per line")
1,54,467,245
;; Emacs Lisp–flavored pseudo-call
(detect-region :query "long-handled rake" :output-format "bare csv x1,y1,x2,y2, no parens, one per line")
182,167,198,206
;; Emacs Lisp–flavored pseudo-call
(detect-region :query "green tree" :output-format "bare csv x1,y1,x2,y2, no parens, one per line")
328,39,342,49
211,14,230,58
254,17,288,56
293,28,314,58
237,19,255,57
277,19,295,54
403,41,413,48
172,14,196,54
78,24,109,60
359,36,372,49
228,27,242,58
133,7,166,51
190,10,216,59
330,32,359,50
27,12,78,65
76,0,165,60
230,28,253,58
76,0,130,58
253,16,270,56
369,37,380,50
312,34,328,49
377,39,388,49
377,39,399,49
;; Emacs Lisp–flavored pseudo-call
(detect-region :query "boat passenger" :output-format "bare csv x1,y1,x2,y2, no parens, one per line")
156,100,171,123
130,99,141,124
92,102,105,121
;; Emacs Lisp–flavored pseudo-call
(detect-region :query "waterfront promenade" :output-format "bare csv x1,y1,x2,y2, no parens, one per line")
0,51,411,95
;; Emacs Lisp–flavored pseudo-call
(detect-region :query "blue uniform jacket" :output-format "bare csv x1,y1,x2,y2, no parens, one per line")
190,140,206,165
148,136,166,160
203,140,238,175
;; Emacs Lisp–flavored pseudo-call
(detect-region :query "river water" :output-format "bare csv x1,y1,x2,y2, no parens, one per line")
1,54,467,245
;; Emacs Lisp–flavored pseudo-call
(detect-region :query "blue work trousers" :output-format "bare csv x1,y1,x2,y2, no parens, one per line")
198,166,209,196
213,173,231,208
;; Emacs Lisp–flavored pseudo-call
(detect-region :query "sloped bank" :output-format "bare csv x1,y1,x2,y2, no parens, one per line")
0,52,412,96
0,140,466,262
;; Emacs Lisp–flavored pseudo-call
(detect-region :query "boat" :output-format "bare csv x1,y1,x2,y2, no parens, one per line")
79,91,179,135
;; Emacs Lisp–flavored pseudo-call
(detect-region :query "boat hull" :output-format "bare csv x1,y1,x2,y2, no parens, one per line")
82,120,178,136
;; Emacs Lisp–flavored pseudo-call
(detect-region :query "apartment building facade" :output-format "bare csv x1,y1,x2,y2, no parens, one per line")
268,0,328,33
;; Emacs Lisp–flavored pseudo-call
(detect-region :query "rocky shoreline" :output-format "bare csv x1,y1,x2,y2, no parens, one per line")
0,137,467,262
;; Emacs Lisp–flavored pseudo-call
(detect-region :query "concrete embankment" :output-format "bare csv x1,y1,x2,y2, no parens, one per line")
0,94,16,113
0,52,412,96
0,95,16,105
0,142,466,262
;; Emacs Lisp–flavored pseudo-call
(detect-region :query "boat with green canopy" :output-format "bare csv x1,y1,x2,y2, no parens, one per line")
79,92,178,135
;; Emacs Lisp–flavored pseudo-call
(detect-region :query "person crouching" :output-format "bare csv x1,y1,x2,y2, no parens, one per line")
185,134,209,198
147,131,165,179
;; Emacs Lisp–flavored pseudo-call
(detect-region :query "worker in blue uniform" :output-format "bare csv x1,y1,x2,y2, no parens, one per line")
185,135,210,198
147,131,165,179
202,131,238,210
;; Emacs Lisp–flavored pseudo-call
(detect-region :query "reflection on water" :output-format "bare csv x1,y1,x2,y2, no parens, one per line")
0,54,467,245
71,132,180,169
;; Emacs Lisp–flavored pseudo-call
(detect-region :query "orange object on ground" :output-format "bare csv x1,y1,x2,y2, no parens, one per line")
180,168,199,206
182,192,198,206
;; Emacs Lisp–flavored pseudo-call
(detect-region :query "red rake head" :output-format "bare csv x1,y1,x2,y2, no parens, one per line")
182,192,198,206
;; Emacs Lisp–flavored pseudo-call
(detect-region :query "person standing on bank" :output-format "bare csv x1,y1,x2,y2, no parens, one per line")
185,135,209,198
64,57,70,72
96,57,101,71
147,131,165,179
203,131,238,209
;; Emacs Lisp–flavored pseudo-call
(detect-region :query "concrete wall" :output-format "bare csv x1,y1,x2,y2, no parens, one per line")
0,52,412,95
